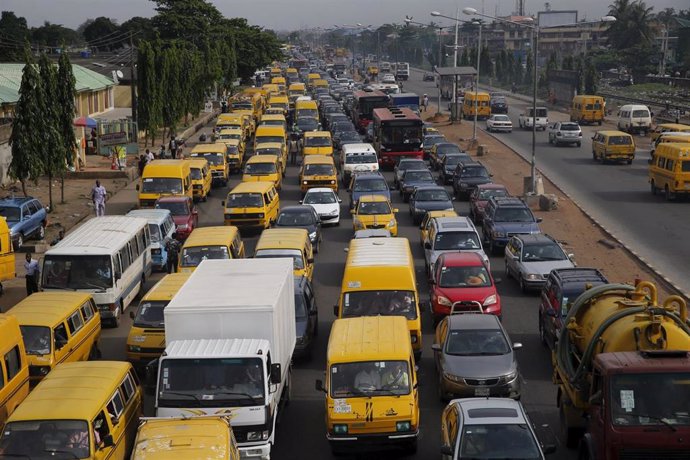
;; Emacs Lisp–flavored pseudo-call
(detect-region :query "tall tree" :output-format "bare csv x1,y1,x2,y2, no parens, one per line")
82,17,120,50
606,0,654,50
56,50,77,203
9,50,46,196
38,53,63,210
158,45,182,137
0,11,30,61
584,59,599,94
153,0,223,47
137,40,162,146
31,21,80,49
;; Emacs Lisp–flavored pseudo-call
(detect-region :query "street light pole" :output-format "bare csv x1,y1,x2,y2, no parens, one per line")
437,27,442,115
473,21,482,142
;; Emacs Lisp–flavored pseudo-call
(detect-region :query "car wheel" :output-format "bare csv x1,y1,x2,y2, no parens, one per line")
592,151,597,161
505,263,511,279
650,180,657,195
539,314,547,346
519,276,527,293
665,185,675,202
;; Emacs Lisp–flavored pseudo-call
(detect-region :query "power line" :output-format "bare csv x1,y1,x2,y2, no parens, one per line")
85,30,139,48
84,27,127,46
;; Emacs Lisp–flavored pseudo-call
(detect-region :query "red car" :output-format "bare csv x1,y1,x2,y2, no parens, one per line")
428,252,501,325
154,196,198,241
468,183,509,223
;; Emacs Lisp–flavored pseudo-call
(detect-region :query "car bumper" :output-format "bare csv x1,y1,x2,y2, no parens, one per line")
554,136,581,144
489,125,512,132
327,430,418,451
174,227,193,241
441,374,520,399
520,276,547,290
318,213,340,224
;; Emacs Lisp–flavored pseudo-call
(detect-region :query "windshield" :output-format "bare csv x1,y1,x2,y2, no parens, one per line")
261,120,284,127
330,361,411,398
460,423,542,459
521,242,567,262
494,208,534,223
148,223,162,243
357,201,391,215
434,231,481,250
181,245,230,267
304,164,334,176
297,109,319,119
404,170,433,182
439,265,492,288
305,137,331,147
219,133,241,140
492,115,510,121
437,144,461,155
460,166,490,178
132,301,166,328
277,211,315,226
354,178,387,192
415,189,450,201
19,325,51,355
227,193,263,208
303,191,337,204
0,206,20,221
346,154,377,164
245,162,277,175
341,290,417,319
380,125,423,147
141,177,183,194
398,160,425,171
445,156,468,167
478,188,508,200
194,153,224,166
446,329,510,355
0,420,91,459
190,168,202,180
256,148,282,156
527,108,548,117
255,249,305,270
611,372,690,426
42,255,113,291
256,136,284,145
158,357,265,407
156,201,189,216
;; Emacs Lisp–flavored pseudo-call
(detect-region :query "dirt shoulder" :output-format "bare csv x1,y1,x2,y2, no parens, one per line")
426,110,676,300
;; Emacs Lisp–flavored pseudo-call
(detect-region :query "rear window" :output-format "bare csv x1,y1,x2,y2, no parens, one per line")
467,408,519,418
561,123,579,131
632,109,649,118
609,136,632,145
682,162,690,173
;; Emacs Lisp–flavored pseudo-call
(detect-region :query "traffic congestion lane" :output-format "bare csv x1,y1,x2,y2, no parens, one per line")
94,117,574,458
405,68,690,295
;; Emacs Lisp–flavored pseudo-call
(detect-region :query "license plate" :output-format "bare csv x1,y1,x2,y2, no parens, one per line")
474,387,490,396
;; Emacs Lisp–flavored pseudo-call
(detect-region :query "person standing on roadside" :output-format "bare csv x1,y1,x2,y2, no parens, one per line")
422,94,429,112
289,134,299,166
138,154,147,177
91,180,107,217
169,137,177,158
145,148,155,163
24,253,40,296
158,144,166,159
165,238,180,273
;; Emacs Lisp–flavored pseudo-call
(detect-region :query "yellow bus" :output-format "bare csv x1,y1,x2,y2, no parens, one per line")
137,160,192,208
188,158,211,202
0,314,29,427
190,143,229,187
179,226,245,273
649,142,690,200
223,182,280,230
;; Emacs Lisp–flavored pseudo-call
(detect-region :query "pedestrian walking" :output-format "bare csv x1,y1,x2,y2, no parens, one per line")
422,94,429,112
289,135,299,166
158,144,166,159
165,238,180,274
145,148,155,163
138,154,147,177
169,137,177,158
24,253,40,296
91,180,107,217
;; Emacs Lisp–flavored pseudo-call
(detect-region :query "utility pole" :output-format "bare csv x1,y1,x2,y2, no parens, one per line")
437,26,442,115
473,21,482,142
129,31,137,124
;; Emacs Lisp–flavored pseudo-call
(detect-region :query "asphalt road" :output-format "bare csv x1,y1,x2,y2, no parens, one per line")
405,68,690,297
93,116,576,459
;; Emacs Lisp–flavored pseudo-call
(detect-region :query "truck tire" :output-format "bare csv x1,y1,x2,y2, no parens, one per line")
560,395,582,449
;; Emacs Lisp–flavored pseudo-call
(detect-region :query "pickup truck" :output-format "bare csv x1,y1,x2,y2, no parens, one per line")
518,107,548,130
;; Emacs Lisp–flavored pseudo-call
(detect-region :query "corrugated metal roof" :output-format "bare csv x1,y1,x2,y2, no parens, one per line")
327,316,411,362
165,338,271,358
0,62,114,105
347,237,412,267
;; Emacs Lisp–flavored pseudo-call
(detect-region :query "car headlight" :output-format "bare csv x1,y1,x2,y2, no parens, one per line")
459,182,468,187
396,421,412,432
327,209,339,216
443,372,463,383
308,231,317,241
525,273,542,280
303,180,308,185
333,424,348,435
483,294,497,306
177,224,189,230
388,219,396,228
127,345,141,352
492,230,506,238
501,371,518,383
437,295,452,307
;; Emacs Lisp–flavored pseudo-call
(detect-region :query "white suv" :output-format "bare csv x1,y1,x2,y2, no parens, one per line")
518,107,548,130
340,143,379,186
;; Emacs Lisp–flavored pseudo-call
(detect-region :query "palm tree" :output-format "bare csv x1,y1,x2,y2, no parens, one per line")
607,0,654,49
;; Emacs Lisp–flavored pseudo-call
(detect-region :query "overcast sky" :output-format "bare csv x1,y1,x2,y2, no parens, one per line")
4,0,688,31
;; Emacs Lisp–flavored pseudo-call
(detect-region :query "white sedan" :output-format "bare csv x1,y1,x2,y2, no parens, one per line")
381,73,396,84
486,114,513,133
300,188,341,226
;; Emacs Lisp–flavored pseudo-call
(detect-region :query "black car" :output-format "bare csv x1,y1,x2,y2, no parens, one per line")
399,169,436,202
422,134,446,161
538,268,608,351
334,131,363,151
274,205,322,253
452,161,493,198
295,117,321,135
440,152,473,185
324,113,350,131
422,72,435,82
408,185,454,224
490,96,509,114
430,142,463,170
394,158,427,189
294,275,318,359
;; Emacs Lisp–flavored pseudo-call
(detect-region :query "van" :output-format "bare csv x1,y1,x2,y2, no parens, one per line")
0,314,29,427
270,77,287,95
215,138,244,173
260,113,288,132
126,273,190,370
187,158,212,202
190,143,229,187
132,416,240,460
255,142,288,175
335,237,422,359
0,361,142,459
592,130,635,164
270,67,282,79
315,316,419,456
0,216,15,291
649,143,690,200
295,99,319,120
571,95,605,125
243,154,283,190
288,82,306,102
300,155,338,194
126,209,176,272
651,132,690,157
178,226,245,273
216,127,244,145
462,91,491,120
617,104,652,134
268,94,289,115
254,125,287,152
254,228,314,281
137,160,193,208
307,73,321,89
11,292,101,386
650,123,690,143
303,131,334,156
216,113,253,139
223,182,280,229
340,143,379,185
313,79,329,90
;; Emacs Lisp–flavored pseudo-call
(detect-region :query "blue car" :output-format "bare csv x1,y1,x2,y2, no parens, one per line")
348,172,390,209
0,197,47,249
482,197,542,254
408,186,455,225
399,168,436,202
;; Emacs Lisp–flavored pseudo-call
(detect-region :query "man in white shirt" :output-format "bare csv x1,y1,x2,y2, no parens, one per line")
354,365,381,391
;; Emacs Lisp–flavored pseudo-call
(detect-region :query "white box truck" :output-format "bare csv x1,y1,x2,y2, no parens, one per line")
156,258,296,460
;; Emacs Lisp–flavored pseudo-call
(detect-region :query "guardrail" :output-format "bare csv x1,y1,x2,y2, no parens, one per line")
599,91,690,113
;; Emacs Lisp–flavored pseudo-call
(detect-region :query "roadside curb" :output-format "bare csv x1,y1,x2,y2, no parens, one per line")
479,126,690,301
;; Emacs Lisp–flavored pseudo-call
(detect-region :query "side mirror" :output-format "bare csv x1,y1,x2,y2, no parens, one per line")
567,253,575,260
536,217,543,223
431,343,441,352
350,209,355,214
337,198,342,203
441,445,454,455
315,379,326,393
333,304,339,316
102,434,115,448
424,242,431,250
393,208,399,213
589,391,602,405
129,311,136,320
192,209,199,216
542,444,557,455
270,363,282,384
308,257,314,264
114,271,122,281
298,200,303,204
513,342,523,350
135,184,140,191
